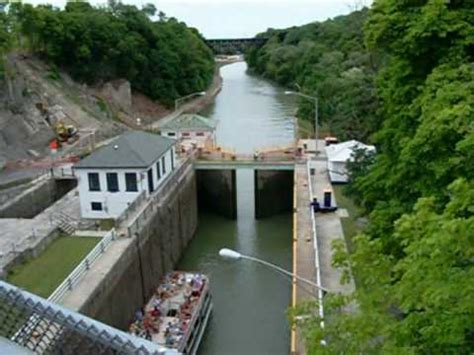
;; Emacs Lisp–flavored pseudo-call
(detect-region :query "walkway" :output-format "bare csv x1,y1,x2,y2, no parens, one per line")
293,162,316,355
0,185,81,275
310,145,355,294
292,140,355,354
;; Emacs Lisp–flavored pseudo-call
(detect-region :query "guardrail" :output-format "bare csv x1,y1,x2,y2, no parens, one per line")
48,229,117,303
9,229,118,351
306,161,325,328
126,157,192,237
115,190,147,226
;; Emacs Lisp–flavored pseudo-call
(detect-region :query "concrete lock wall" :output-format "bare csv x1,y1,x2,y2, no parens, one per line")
0,178,77,218
196,169,237,220
78,167,198,329
254,170,294,219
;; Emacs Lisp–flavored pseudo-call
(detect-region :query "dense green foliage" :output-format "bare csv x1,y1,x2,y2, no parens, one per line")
0,4,13,77
294,1,474,353
247,9,380,141
14,2,215,104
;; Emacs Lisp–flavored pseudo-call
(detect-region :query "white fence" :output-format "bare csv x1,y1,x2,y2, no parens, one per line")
48,229,117,303
306,161,325,328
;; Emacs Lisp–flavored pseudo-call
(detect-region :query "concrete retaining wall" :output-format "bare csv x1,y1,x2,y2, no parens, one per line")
255,170,294,219
74,167,198,329
196,169,237,219
0,177,76,218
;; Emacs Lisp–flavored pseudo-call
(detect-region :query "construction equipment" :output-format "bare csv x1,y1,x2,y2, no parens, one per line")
54,120,78,143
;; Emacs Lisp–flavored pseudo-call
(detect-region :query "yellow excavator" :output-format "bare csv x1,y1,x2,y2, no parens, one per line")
54,120,78,143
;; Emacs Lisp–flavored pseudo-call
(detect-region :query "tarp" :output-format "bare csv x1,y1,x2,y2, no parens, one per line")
325,140,375,163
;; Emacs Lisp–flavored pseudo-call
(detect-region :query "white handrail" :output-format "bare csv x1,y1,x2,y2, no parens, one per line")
48,229,116,303
306,161,325,328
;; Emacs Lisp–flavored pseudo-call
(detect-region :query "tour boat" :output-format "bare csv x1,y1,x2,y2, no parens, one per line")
129,272,213,354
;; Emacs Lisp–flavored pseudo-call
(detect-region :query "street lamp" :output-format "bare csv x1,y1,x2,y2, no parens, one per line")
219,248,329,293
174,91,206,111
285,91,319,154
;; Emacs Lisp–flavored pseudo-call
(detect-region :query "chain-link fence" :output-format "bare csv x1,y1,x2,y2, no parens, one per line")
0,281,178,355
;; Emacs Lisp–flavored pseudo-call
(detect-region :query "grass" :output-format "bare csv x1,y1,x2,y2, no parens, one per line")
7,236,99,298
333,185,363,253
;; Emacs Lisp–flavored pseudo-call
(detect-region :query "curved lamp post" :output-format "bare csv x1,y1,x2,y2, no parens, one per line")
284,91,319,153
174,91,206,111
219,248,329,293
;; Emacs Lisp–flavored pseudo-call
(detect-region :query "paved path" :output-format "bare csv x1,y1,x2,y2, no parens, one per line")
292,140,354,354
0,185,81,274
310,154,355,294
293,162,316,355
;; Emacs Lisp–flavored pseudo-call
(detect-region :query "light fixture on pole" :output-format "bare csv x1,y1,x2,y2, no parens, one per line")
174,91,206,111
219,248,329,293
285,91,319,154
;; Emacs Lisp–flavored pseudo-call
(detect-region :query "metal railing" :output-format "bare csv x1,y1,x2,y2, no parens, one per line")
0,281,178,354
0,227,55,278
126,157,192,237
306,161,325,328
115,190,147,226
48,229,117,303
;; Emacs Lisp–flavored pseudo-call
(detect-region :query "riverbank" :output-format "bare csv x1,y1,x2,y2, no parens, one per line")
147,57,244,130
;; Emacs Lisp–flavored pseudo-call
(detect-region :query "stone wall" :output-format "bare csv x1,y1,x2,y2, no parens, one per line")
254,170,294,219
74,167,198,329
0,177,77,218
196,169,237,219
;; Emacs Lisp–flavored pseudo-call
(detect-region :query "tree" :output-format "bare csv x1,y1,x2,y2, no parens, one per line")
292,0,474,352
15,3,215,105
247,8,381,141
141,3,157,18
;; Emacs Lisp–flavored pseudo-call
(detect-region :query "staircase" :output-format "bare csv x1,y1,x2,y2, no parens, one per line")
52,212,78,236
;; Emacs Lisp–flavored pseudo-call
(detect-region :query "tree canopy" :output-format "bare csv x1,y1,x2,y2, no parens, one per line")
246,9,381,141
0,4,13,77
14,2,215,105
289,0,473,353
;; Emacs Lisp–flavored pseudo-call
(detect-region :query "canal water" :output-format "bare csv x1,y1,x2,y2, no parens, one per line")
178,62,297,355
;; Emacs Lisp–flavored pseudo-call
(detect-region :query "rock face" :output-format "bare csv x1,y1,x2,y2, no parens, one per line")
0,54,127,163
0,57,55,159
100,79,132,113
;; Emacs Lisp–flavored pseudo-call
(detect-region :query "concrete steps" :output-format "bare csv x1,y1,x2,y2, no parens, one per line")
52,212,77,236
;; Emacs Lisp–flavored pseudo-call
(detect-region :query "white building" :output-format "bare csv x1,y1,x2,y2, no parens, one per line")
325,140,376,183
158,113,217,149
74,131,177,219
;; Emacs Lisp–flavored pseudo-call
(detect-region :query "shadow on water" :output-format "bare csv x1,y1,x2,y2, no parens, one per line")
178,62,296,354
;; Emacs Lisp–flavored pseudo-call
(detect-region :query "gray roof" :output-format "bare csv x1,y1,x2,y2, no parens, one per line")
75,131,175,169
159,114,217,131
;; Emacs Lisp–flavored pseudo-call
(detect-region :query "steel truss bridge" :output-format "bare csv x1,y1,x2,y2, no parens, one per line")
205,37,268,54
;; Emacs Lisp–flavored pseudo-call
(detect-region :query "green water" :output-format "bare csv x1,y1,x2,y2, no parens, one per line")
178,62,296,355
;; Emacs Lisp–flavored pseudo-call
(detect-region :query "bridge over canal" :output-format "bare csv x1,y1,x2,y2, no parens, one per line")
206,37,268,54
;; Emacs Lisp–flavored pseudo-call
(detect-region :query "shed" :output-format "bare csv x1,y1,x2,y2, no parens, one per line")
325,140,375,183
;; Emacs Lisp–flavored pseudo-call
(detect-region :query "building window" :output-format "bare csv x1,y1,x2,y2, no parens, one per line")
91,202,102,211
170,149,175,170
182,132,190,137
88,173,100,192
167,132,176,137
156,161,161,180
106,172,119,192
125,173,138,192
162,156,166,175
196,132,205,137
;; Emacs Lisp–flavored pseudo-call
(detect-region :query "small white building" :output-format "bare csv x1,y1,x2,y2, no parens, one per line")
325,140,376,183
74,131,177,219
158,113,217,149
